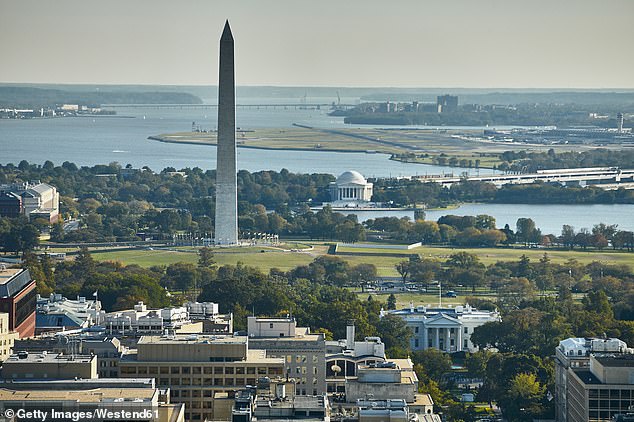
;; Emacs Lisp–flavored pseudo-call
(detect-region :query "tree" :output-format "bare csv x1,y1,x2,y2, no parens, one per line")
350,263,377,288
162,263,199,293
387,293,397,310
560,225,576,249
376,315,412,357
502,372,546,421
197,247,216,268
516,218,539,246
475,214,496,230
412,348,452,382
395,261,410,282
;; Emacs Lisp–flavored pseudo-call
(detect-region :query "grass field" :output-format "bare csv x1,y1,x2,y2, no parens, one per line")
92,246,316,271
89,242,634,276
337,244,634,268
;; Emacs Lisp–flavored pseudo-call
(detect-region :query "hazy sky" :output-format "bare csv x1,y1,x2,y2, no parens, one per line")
2,0,633,88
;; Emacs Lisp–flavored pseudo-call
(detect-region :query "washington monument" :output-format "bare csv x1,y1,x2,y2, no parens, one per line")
214,21,238,245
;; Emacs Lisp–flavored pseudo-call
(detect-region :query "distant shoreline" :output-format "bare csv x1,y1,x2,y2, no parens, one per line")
148,135,382,155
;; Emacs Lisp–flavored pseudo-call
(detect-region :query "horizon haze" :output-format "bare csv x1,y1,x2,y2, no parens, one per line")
1,0,634,89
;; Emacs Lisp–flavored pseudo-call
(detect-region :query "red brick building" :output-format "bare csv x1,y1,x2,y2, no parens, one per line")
0,268,36,338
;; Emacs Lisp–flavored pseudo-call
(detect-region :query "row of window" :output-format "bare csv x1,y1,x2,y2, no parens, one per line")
120,366,282,375
589,389,634,399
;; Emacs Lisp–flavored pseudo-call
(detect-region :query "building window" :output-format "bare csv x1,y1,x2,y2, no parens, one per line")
270,323,274,329
415,339,419,348
464,327,468,334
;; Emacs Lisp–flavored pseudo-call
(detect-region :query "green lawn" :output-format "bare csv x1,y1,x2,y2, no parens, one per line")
338,245,634,268
89,242,634,275
92,247,315,271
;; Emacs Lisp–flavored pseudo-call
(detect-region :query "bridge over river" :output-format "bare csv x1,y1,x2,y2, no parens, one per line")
409,167,634,189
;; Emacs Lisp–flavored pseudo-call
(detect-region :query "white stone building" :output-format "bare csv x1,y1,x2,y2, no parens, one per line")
384,304,500,353
329,171,373,204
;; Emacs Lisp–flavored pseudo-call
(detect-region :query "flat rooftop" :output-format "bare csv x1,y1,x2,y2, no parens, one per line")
0,387,156,402
4,353,94,364
595,354,634,367
0,268,32,297
0,268,22,284
139,334,247,345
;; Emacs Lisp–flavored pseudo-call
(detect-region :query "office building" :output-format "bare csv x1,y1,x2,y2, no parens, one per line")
0,181,59,223
0,312,19,361
119,334,285,421
436,95,458,113
247,316,327,395
0,378,184,422
1,352,97,379
325,323,385,394
36,292,103,333
555,337,634,422
0,267,37,338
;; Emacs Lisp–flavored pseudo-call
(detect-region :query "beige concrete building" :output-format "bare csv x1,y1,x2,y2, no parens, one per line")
0,381,184,422
566,354,634,421
1,352,97,379
0,312,18,362
119,334,284,421
555,337,631,422
247,316,326,396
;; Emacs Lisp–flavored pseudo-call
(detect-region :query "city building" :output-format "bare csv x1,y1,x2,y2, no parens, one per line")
187,301,234,334
384,304,500,353
119,334,285,421
36,292,103,333
0,267,37,338
0,313,19,361
617,112,625,133
14,334,125,379
247,316,327,395
329,171,373,204
232,379,330,422
325,323,386,394
101,301,228,336
555,337,633,422
0,191,22,218
436,95,458,113
215,21,239,245
1,352,97,379
566,354,634,421
0,378,184,422
0,181,60,222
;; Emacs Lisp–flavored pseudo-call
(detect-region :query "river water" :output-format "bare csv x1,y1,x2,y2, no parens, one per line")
345,203,634,234
1,102,632,229
0,105,485,178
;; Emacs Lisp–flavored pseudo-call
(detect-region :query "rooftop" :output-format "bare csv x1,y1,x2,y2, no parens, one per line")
5,352,94,364
0,387,156,403
595,354,634,367
138,334,247,345
0,268,32,297
0,268,22,285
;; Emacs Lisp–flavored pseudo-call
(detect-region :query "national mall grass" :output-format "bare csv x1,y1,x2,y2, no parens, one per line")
91,243,634,276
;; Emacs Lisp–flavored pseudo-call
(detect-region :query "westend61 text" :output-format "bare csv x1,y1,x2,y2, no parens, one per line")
7,408,159,421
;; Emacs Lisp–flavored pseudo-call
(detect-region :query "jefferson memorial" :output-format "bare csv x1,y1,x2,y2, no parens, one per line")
329,170,373,204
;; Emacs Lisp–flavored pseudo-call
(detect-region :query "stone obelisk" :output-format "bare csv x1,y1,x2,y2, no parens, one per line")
214,21,238,245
